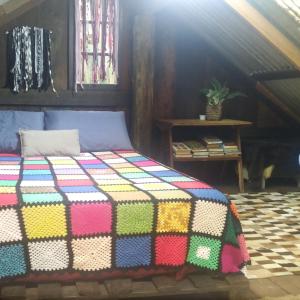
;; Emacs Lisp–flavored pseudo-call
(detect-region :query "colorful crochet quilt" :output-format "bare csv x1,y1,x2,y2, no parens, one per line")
0,151,249,280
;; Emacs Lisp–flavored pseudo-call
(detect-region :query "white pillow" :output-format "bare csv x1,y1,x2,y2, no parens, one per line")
20,129,80,157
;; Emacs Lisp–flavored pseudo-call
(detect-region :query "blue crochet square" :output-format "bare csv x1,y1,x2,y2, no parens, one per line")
126,156,147,162
23,170,51,175
22,175,53,181
0,244,26,278
149,170,182,177
0,157,21,161
116,236,151,268
82,164,108,169
187,189,228,203
60,186,99,193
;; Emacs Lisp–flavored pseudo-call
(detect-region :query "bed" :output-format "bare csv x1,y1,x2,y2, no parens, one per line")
0,110,250,283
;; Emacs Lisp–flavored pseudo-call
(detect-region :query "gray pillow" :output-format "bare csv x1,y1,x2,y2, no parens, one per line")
0,111,44,153
44,110,133,152
20,130,80,157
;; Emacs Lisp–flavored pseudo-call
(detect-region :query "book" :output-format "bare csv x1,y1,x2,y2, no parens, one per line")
202,136,223,145
223,141,240,155
172,142,192,158
184,140,209,158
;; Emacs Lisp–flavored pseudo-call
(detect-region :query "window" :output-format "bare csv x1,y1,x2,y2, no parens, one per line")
74,0,119,88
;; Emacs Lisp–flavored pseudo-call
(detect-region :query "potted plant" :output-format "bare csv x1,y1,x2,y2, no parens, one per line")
200,79,246,120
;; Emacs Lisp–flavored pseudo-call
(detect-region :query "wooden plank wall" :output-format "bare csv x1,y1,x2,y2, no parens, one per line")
0,0,296,154
0,0,133,109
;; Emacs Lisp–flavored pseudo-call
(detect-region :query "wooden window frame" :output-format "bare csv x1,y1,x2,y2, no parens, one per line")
68,0,124,91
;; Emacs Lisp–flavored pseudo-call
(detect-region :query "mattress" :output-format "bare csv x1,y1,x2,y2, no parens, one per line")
0,150,249,282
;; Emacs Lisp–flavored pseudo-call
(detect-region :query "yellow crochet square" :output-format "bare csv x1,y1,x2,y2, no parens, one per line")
135,182,177,191
119,152,140,158
157,202,191,233
22,204,67,239
107,191,151,202
98,184,137,192
0,187,16,193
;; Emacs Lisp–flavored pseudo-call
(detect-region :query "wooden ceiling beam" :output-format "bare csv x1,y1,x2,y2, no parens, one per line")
250,69,300,81
256,81,300,123
225,0,300,70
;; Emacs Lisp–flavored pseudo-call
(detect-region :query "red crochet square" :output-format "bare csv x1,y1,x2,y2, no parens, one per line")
70,203,112,236
171,181,211,189
0,194,18,207
155,235,188,266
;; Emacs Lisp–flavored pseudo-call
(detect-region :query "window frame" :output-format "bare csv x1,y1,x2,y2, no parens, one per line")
68,0,122,91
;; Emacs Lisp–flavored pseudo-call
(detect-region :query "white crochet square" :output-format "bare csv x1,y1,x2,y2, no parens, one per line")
131,178,162,184
20,181,55,187
66,192,108,202
196,246,211,260
192,200,227,236
141,166,169,172
103,158,127,164
0,208,22,242
28,240,69,271
72,236,112,271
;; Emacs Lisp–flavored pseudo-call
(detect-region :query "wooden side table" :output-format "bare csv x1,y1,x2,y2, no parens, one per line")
156,119,252,192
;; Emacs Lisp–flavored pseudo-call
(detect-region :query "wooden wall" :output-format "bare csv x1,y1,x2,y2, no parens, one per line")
0,0,296,151
173,20,290,130
0,0,134,109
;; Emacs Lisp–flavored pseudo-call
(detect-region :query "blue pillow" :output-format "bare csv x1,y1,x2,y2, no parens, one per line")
45,110,133,151
0,111,44,153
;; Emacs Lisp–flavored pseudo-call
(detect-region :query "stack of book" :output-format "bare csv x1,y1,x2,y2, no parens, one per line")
172,142,192,158
202,136,224,156
223,142,241,155
184,140,209,158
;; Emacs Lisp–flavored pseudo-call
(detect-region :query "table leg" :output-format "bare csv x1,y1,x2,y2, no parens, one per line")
235,127,244,192
237,158,244,192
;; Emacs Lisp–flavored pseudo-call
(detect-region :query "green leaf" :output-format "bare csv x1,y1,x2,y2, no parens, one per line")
201,79,247,103
226,91,247,100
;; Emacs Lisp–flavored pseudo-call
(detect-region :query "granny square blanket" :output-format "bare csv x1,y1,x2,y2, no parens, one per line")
0,151,250,280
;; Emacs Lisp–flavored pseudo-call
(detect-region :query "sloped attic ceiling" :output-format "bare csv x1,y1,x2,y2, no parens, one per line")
171,0,300,123
0,0,45,28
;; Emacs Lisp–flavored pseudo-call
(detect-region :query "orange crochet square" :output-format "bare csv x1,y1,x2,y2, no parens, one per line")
230,202,240,219
156,202,191,233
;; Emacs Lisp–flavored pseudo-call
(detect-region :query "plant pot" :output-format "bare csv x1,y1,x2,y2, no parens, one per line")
206,103,222,120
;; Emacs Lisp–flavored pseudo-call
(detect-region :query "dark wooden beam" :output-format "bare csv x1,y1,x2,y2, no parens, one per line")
225,0,300,69
132,15,154,155
67,0,75,90
0,89,129,108
250,69,300,81
256,82,300,123
154,16,176,119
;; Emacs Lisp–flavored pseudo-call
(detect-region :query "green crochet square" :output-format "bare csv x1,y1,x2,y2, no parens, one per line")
224,214,238,246
0,181,17,186
116,202,154,235
22,193,63,204
187,235,221,271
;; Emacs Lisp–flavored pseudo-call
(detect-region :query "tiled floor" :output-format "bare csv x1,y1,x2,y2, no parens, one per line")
230,192,300,279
